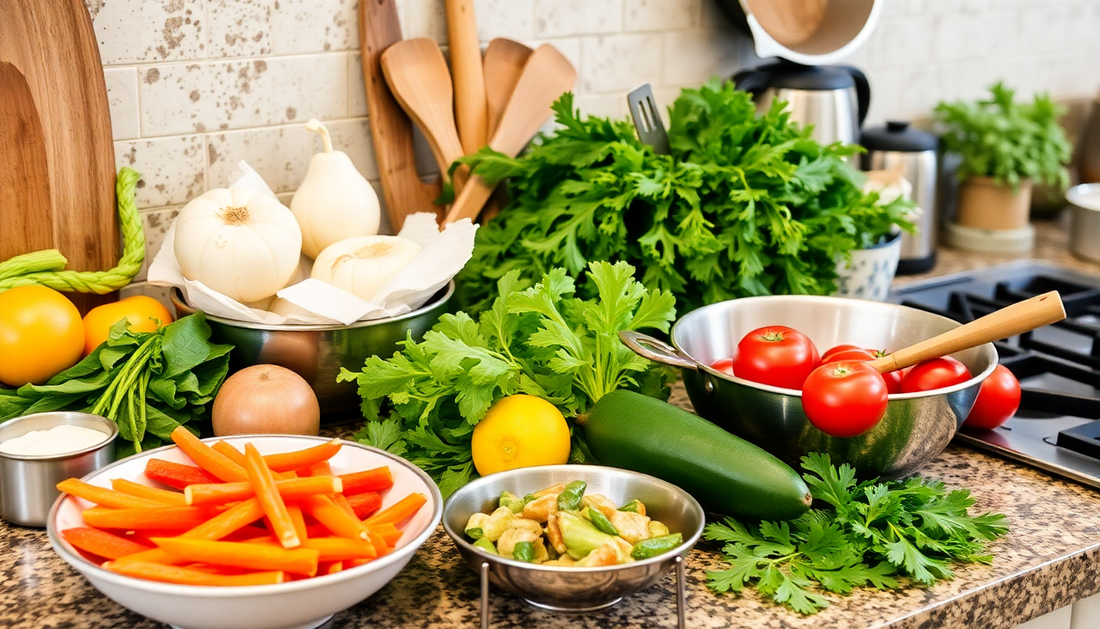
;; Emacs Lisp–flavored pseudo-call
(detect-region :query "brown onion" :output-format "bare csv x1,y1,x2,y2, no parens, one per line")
212,364,320,437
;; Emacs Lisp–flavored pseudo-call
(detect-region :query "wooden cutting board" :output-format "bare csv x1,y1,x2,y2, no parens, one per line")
0,0,118,313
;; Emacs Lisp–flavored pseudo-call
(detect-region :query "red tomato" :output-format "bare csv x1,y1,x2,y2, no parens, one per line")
822,348,877,364
711,358,735,376
732,326,820,390
900,357,972,393
821,344,862,362
964,365,1021,430
801,362,889,437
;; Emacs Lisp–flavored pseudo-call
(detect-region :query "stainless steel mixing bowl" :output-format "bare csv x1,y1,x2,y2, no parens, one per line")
625,295,998,479
442,465,705,614
171,282,454,416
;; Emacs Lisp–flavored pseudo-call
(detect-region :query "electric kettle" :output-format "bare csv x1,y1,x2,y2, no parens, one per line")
733,62,869,146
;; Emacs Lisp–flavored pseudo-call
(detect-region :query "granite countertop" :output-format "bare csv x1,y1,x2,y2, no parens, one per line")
4,218,1100,629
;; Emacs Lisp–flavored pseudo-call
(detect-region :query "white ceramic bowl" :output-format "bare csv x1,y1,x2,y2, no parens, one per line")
46,435,442,629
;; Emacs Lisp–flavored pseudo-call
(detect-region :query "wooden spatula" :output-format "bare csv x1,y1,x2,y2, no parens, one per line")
444,44,576,225
381,39,468,193
445,0,488,155
483,38,533,137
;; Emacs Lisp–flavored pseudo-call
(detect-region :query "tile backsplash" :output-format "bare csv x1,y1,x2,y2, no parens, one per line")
87,0,1100,295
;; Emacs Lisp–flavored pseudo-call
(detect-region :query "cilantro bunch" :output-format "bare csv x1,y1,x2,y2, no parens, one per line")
935,82,1071,190
705,453,1008,615
340,261,676,496
456,80,914,314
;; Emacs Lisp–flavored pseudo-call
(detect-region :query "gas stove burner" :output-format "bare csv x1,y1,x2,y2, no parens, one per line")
890,260,1100,489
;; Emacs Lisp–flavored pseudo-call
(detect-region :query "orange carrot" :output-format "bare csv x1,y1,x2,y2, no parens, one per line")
288,505,308,542
320,560,343,575
301,495,369,541
365,493,427,527
366,527,389,556
171,426,248,482
339,467,393,495
346,558,373,568
113,498,265,566
333,494,358,519
104,561,285,586
184,476,342,506
211,441,247,466
62,527,151,560
151,538,319,577
263,439,342,472
301,461,332,477
301,537,377,561
371,522,403,547
83,506,220,530
111,479,187,506
57,479,165,509
346,491,383,519
243,443,299,548
143,459,221,490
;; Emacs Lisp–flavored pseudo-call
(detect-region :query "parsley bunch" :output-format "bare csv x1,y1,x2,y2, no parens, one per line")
935,82,1071,190
456,80,913,314
705,453,1008,615
340,261,676,496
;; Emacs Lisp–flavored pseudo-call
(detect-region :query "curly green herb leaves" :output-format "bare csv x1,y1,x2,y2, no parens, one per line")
342,261,676,497
705,453,1008,615
456,81,914,314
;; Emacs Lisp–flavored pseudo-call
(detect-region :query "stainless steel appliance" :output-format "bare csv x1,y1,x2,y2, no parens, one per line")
891,261,1100,488
862,120,941,274
733,63,869,146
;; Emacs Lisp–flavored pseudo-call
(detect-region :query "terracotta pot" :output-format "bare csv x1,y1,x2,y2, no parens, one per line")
956,176,1033,230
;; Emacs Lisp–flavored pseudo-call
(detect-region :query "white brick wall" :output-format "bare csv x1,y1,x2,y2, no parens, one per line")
88,0,1100,297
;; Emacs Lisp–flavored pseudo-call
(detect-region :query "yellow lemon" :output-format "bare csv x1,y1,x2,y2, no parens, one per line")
471,395,571,476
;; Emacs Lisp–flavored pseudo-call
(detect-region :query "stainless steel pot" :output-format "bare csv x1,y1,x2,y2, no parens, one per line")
623,295,997,479
1067,184,1100,263
171,282,455,417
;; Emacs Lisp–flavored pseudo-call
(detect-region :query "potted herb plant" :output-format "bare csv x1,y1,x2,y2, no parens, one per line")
934,83,1071,239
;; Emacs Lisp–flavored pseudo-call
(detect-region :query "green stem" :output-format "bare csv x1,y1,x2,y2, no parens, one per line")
91,336,158,417
127,384,140,453
105,338,159,419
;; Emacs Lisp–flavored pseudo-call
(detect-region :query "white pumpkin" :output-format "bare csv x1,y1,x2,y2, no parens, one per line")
311,236,422,302
174,187,303,304
292,119,381,259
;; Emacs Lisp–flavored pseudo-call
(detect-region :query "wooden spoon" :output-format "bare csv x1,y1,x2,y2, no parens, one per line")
445,0,488,155
483,38,533,137
444,44,576,225
381,38,468,193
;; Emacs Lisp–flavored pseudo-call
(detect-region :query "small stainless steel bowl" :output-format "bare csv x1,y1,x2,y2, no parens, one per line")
1067,183,1100,263
171,281,455,416
625,295,998,479
442,465,705,613
0,412,117,527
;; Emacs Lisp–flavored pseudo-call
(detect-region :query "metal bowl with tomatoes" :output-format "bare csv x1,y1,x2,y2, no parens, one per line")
624,295,997,479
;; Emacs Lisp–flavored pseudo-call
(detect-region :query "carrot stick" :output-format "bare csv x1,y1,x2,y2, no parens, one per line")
62,527,152,560
301,537,377,561
151,538,319,577
111,479,187,506
211,440,247,466
365,493,427,527
339,467,393,495
263,439,342,472
302,461,332,477
333,494,358,519
243,443,299,548
143,459,221,490
83,506,220,530
57,479,165,509
288,505,308,542
366,527,389,556
371,522,403,547
103,561,286,586
171,426,248,482
185,476,341,506
346,492,383,519
320,560,343,575
113,498,265,566
301,495,369,541
346,558,373,568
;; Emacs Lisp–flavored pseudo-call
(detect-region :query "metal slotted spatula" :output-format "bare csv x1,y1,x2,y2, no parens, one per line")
627,83,670,155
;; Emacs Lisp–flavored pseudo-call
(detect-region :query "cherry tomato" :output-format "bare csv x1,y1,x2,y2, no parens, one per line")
710,358,735,376
822,348,877,364
801,361,889,437
821,344,862,362
900,357,972,393
732,326,820,390
964,365,1021,430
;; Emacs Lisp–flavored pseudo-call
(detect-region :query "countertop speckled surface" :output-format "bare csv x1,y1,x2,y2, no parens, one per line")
4,218,1100,629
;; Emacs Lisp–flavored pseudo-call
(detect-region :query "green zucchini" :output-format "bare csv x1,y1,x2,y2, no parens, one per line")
584,390,811,521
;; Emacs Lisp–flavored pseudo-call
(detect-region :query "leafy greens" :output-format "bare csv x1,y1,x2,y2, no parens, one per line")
455,80,914,314
340,261,676,496
705,453,1009,615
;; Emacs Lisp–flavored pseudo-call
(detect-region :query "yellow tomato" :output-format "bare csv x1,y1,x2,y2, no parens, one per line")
471,394,571,476
0,286,84,386
82,296,174,355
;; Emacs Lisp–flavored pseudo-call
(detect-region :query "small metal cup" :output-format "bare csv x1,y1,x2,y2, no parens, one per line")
0,412,118,527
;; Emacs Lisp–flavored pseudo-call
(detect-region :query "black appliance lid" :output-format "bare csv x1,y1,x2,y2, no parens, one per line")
766,64,855,90
861,120,938,152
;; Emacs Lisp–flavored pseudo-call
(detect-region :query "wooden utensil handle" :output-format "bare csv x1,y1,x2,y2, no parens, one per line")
444,175,495,224
868,291,1066,373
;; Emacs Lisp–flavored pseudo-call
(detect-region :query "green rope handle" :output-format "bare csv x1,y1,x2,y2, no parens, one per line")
0,167,145,294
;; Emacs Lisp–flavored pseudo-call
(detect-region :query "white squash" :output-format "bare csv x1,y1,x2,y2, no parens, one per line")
292,119,381,259
174,187,303,304
311,236,422,302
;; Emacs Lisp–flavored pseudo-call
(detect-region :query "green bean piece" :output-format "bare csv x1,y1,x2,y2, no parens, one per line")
619,499,643,513
630,533,683,559
473,538,498,555
513,541,536,562
556,481,587,512
586,507,619,536
466,527,485,540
